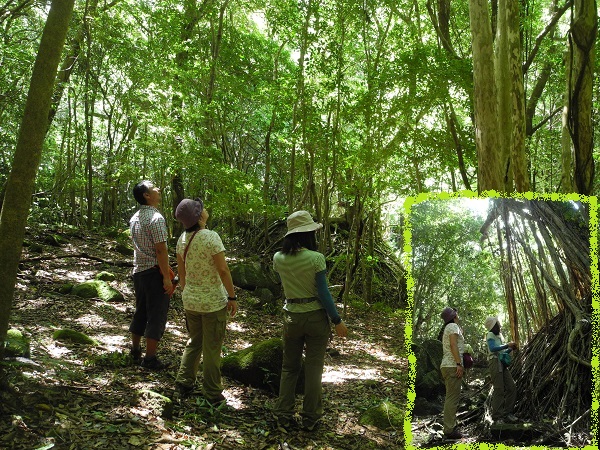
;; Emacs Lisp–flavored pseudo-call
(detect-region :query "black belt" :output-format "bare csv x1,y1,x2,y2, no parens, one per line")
285,297,319,304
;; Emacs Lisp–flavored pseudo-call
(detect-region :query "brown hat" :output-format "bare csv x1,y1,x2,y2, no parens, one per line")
285,210,323,236
441,307,458,323
175,198,204,229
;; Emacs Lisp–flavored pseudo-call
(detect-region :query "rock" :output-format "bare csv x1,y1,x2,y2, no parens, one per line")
53,329,97,345
133,389,173,419
27,243,44,253
43,234,65,247
95,271,116,282
412,397,443,416
419,370,444,398
359,400,403,430
221,338,303,393
72,280,124,302
255,287,274,304
115,242,134,256
412,339,444,399
230,261,281,297
104,229,122,238
58,283,74,294
4,329,30,358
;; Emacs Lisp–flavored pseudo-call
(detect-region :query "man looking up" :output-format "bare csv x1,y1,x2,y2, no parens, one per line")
129,180,175,369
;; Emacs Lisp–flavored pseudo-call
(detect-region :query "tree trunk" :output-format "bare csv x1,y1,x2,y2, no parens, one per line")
0,0,75,359
83,9,95,229
287,0,314,212
469,0,503,191
506,0,529,192
495,0,512,190
47,0,100,131
566,0,597,195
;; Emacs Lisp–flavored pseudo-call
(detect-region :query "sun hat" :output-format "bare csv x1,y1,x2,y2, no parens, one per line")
485,316,498,331
440,307,458,323
285,210,323,236
175,198,204,230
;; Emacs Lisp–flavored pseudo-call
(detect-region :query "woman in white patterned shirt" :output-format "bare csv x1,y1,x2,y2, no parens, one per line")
174,198,237,404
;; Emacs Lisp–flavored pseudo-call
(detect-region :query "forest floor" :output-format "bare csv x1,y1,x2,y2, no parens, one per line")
1,228,407,450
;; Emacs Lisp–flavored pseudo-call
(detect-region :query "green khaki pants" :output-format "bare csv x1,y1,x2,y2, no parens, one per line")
274,309,330,423
441,366,462,434
488,357,516,419
176,307,227,399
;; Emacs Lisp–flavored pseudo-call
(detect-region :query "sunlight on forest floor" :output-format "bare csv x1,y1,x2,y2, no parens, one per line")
322,367,380,383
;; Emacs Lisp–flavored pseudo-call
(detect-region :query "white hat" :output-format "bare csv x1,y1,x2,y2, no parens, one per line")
485,316,498,331
285,210,323,236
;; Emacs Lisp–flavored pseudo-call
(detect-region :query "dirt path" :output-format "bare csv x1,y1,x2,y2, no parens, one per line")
1,231,407,449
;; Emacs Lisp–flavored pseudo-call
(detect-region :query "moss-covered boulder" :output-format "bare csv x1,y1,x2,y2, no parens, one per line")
104,229,122,239
412,339,444,400
221,338,303,393
53,329,98,345
43,234,66,247
4,329,30,357
115,242,134,256
58,283,74,294
25,242,43,253
359,400,403,430
72,280,124,302
95,271,116,282
230,261,281,298
133,389,173,419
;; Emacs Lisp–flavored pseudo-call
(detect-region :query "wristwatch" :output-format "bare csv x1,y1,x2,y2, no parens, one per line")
228,296,237,301
456,362,462,366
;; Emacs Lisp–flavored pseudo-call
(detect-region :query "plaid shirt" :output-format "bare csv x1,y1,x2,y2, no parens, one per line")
129,205,169,273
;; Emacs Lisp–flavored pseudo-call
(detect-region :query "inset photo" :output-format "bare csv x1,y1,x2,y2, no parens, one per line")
404,194,596,448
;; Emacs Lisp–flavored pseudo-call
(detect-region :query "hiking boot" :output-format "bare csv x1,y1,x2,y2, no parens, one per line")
443,429,463,439
176,383,195,397
206,393,226,406
130,346,142,364
140,355,165,370
273,414,295,432
300,418,320,432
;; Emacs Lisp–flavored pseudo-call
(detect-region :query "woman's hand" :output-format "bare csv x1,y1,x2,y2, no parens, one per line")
508,342,518,351
335,321,348,338
227,300,238,317
456,364,464,378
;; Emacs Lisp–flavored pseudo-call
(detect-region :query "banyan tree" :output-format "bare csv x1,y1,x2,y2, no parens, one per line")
480,198,592,444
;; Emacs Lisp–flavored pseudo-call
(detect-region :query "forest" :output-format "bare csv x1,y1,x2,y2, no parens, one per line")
0,0,598,448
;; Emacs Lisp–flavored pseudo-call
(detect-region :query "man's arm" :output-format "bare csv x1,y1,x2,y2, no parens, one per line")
155,241,174,295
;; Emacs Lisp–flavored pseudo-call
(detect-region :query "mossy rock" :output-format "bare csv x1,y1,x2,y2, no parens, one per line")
133,389,173,418
53,329,98,345
27,242,44,253
72,280,124,302
221,338,303,393
229,262,281,296
95,271,116,282
254,287,274,304
58,283,74,294
359,400,403,430
43,234,66,247
115,242,134,256
4,329,30,357
104,229,122,238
